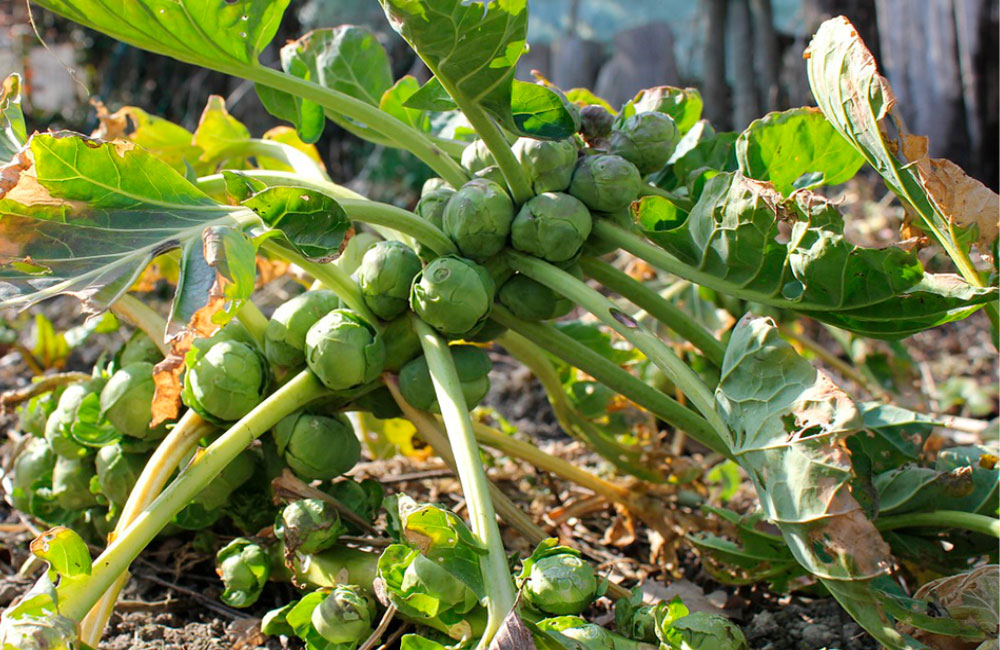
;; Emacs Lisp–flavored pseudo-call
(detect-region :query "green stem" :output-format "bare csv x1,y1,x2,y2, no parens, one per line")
236,300,269,345
876,511,999,538
496,329,666,483
260,239,377,324
55,370,327,621
247,66,468,188
457,103,532,204
198,171,457,256
109,295,169,355
410,317,515,647
212,139,330,182
580,257,726,366
325,110,467,159
491,306,732,459
506,251,730,444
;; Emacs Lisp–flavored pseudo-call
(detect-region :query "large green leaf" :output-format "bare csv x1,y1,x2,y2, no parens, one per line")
380,0,577,139
627,86,703,135
634,172,996,338
736,107,865,196
715,315,921,649
1,74,27,164
34,0,288,75
806,16,998,262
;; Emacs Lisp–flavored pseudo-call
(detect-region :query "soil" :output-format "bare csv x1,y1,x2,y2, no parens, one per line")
0,291,994,649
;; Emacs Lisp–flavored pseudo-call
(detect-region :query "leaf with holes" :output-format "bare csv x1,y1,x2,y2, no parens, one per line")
634,173,996,338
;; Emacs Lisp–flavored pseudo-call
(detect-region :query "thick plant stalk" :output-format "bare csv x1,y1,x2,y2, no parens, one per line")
54,371,328,621
876,511,999,538
382,377,546,546
492,306,731,457
579,257,726,366
109,295,171,355
79,410,214,646
235,300,269,345
409,317,516,648
506,251,730,444
198,172,458,256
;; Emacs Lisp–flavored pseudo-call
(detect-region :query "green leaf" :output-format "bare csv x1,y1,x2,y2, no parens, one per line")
69,392,121,448
806,16,998,261
736,107,865,196
848,403,936,474
94,105,203,176
34,0,288,73
30,526,92,580
1,73,27,164
635,172,996,338
935,446,999,516
654,120,736,193
242,186,350,262
715,315,915,648
193,95,252,169
874,465,976,515
552,321,638,367
404,78,459,112
627,86,703,134
381,76,434,131
0,132,247,314
564,88,615,114
509,80,580,139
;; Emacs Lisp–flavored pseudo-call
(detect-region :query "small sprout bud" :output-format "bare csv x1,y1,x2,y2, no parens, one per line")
119,330,164,366
609,111,680,174
275,498,346,556
273,412,361,481
100,362,155,437
183,339,269,423
537,616,616,649
510,192,592,262
518,539,600,616
95,443,144,506
443,178,514,260
474,164,508,188
264,290,341,368
658,611,749,650
415,186,456,231
568,154,642,213
460,139,495,172
381,315,422,372
410,256,495,337
399,345,492,412
512,137,579,194
357,241,423,320
10,437,55,514
45,380,104,459
498,274,573,321
579,104,615,143
304,310,385,392
312,585,375,645
52,455,99,512
216,538,271,608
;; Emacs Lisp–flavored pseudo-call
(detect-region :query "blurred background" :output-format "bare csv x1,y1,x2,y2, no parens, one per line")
0,0,997,200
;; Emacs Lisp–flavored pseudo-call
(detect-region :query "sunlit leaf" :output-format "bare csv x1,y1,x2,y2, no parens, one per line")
381,76,433,131
1,73,27,164
626,86,703,134
92,103,202,175
242,186,350,262
30,527,91,581
736,107,865,196
193,96,252,169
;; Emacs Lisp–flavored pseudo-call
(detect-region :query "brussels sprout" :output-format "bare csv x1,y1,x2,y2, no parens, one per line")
275,498,347,556
100,362,155,438
353,387,403,420
120,330,163,366
579,104,615,144
568,154,642,213
273,412,361,481
518,539,600,616
465,318,507,343
312,585,375,645
9,437,56,513
51,455,98,512
410,256,495,337
18,393,56,438
264,290,341,368
510,192,592,263
536,616,616,650
460,139,495,172
94,444,144,506
498,274,573,321
216,538,271,608
512,137,579,194
416,186,456,231
305,310,385,392
473,164,508,188
441,178,514,261
183,339,269,423
398,345,491,412
44,380,104,459
657,612,748,650
615,588,671,643
609,111,680,175
357,241,423,320
382,315,422,372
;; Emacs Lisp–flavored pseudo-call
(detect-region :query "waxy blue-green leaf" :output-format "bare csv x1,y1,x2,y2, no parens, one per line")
635,173,996,338
0,132,251,314
1,74,27,164
241,186,350,262
34,0,289,75
715,315,917,649
848,404,937,474
806,17,998,263
935,446,999,516
736,107,865,196
874,465,976,515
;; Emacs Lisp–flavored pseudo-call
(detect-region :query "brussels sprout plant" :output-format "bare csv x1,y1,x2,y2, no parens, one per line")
0,3,997,650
